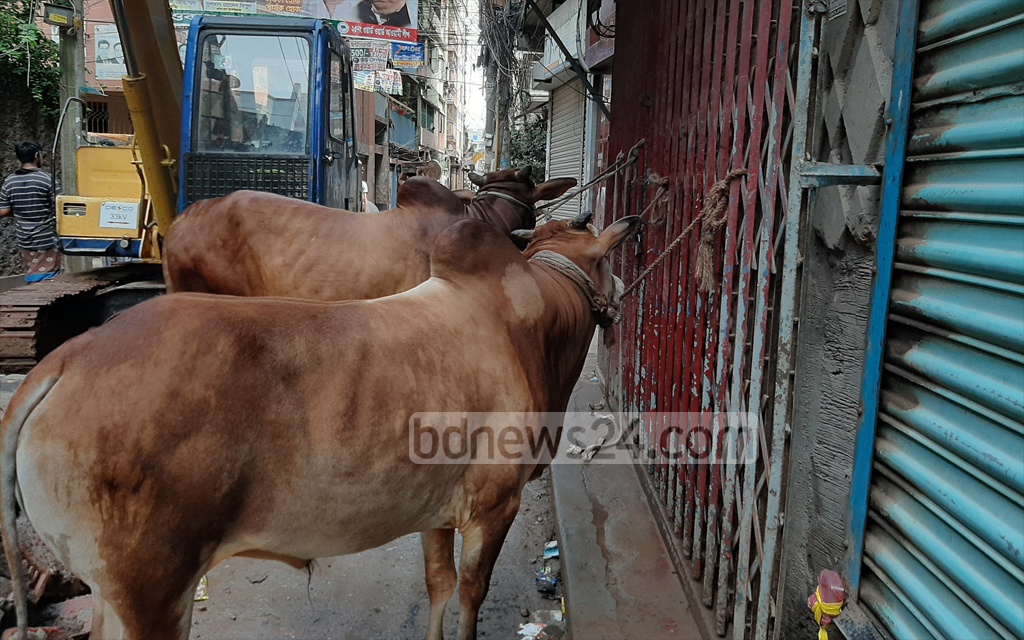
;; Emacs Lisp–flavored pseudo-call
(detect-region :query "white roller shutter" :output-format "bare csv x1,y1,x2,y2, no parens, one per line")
546,82,586,221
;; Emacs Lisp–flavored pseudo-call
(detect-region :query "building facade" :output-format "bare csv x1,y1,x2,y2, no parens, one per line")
523,0,1024,638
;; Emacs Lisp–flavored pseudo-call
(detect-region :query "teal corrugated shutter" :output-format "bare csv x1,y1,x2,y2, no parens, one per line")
860,1,1024,638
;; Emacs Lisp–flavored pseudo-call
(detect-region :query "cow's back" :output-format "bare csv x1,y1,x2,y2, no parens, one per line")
164,182,467,301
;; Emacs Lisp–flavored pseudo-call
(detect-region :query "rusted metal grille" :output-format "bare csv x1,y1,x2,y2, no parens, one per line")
183,153,311,207
600,0,798,637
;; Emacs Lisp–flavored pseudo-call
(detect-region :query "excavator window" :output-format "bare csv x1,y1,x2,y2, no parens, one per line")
195,33,311,155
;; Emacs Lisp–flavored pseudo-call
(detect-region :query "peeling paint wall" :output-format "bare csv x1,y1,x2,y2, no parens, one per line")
777,0,898,635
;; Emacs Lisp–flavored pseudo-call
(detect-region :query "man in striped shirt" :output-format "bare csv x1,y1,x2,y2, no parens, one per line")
0,141,62,282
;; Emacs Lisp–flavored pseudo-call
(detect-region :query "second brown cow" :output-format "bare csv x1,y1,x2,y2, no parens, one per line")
163,168,575,301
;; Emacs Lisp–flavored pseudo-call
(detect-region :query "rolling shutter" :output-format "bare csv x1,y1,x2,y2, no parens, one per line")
860,1,1024,638
546,82,586,221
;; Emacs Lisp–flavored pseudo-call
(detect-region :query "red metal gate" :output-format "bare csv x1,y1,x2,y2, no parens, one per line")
600,0,798,636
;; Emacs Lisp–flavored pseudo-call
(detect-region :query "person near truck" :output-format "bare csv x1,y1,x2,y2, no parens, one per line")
0,141,62,282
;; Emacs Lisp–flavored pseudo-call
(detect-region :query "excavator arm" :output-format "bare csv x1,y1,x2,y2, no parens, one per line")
109,0,184,236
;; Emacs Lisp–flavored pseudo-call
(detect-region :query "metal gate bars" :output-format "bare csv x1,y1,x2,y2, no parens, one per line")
601,1,889,637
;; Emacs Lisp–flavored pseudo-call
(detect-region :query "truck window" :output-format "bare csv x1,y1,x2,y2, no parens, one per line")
195,34,311,154
329,53,348,141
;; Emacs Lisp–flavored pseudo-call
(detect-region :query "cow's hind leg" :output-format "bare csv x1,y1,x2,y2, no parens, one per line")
91,594,127,640
455,503,519,640
421,528,457,640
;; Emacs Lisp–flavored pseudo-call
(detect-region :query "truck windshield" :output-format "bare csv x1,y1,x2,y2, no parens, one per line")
195,33,311,154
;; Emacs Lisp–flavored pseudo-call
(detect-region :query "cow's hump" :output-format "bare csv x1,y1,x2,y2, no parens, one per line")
430,219,525,282
396,177,465,213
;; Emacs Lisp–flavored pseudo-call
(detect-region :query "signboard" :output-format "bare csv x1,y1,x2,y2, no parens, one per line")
204,0,257,12
258,0,303,15
93,24,126,81
323,0,418,43
99,202,140,230
349,39,390,71
390,42,424,68
165,0,419,42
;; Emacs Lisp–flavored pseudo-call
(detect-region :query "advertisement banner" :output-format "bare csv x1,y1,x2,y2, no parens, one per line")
259,0,304,15
349,39,390,71
390,42,424,68
374,69,403,95
204,0,258,12
93,24,126,81
318,0,418,43
353,70,376,91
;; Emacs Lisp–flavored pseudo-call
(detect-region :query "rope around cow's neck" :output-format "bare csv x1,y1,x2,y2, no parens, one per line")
618,169,747,300
534,138,646,222
529,250,621,328
472,190,535,214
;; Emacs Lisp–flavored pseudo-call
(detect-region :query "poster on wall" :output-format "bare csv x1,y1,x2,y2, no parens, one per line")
312,0,418,43
93,24,126,81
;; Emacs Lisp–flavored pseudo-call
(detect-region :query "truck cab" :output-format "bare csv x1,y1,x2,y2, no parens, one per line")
180,16,361,212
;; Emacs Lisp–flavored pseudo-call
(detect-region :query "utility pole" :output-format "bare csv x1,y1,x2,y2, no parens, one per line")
495,106,510,169
58,0,91,272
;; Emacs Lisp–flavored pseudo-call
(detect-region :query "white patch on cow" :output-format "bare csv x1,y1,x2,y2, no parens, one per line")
502,264,544,320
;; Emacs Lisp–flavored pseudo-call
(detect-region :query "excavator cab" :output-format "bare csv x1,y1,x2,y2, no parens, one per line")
56,16,361,263
180,16,361,212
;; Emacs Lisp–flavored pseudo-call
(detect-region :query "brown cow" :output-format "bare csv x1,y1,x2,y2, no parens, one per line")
163,167,576,301
1,215,640,640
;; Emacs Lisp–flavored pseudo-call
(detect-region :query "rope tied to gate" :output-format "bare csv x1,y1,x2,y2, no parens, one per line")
695,169,746,293
535,139,646,221
619,169,746,300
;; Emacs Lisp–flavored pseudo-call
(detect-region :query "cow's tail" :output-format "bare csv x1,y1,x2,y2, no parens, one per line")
1,375,59,640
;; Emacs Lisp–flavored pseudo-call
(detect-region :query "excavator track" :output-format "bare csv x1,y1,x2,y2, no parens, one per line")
0,264,165,373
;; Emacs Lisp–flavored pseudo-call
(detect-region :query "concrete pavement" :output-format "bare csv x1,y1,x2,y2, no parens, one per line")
552,341,702,640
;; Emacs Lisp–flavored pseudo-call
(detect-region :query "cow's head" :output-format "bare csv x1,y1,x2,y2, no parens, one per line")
468,167,577,206
467,167,578,241
515,213,642,327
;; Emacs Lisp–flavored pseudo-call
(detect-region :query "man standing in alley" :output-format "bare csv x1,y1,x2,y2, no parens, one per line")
0,141,62,282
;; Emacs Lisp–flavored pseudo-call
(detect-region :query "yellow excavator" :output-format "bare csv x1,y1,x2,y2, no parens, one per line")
0,0,362,372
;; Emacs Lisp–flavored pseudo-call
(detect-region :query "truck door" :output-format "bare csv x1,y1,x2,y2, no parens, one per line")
322,49,359,210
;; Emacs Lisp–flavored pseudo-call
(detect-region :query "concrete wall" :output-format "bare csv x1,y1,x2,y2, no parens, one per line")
777,0,898,635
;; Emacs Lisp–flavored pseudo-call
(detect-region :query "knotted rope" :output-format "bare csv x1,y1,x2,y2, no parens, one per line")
619,169,746,300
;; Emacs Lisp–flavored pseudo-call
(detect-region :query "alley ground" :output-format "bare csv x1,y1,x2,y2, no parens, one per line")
190,474,559,640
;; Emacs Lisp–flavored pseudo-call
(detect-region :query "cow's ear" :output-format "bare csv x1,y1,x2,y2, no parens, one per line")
597,216,642,255
532,177,576,202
